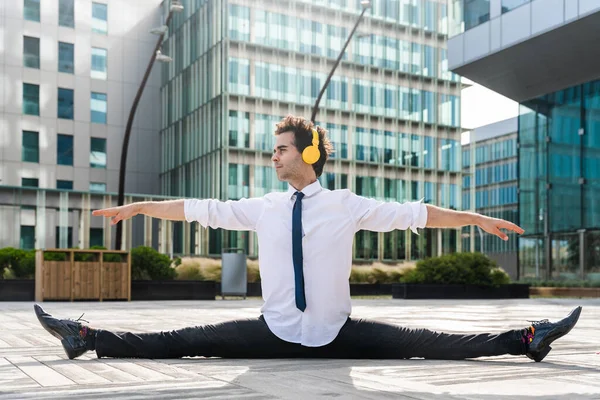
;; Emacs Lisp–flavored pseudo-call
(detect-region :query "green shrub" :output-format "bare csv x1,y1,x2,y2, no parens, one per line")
0,247,35,278
71,247,94,262
89,245,123,262
15,251,35,278
402,252,510,286
130,246,176,280
44,252,67,261
490,268,511,285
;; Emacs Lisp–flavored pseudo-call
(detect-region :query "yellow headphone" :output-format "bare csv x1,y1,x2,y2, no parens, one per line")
302,128,321,165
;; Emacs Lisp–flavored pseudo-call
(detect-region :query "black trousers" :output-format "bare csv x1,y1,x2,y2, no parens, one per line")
95,316,526,360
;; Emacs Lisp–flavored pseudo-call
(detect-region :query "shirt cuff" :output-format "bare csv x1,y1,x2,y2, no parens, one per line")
409,198,428,235
183,198,208,226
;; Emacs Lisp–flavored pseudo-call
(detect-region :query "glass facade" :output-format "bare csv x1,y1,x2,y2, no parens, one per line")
90,228,104,247
91,92,107,123
20,226,35,249
502,0,530,13
23,36,40,69
22,178,39,187
59,0,75,28
90,137,107,168
23,83,39,115
463,0,490,31
230,6,460,83
162,0,462,260
231,57,460,126
58,42,75,73
57,134,73,165
90,182,106,192
462,130,518,276
24,0,40,22
519,80,600,281
91,48,107,79
22,130,39,163
56,180,73,190
92,3,108,34
58,88,74,119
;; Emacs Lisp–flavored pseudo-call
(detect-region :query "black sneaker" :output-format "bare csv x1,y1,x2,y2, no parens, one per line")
34,304,89,359
525,306,582,362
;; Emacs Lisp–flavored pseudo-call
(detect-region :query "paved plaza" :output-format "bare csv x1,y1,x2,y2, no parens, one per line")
0,298,598,399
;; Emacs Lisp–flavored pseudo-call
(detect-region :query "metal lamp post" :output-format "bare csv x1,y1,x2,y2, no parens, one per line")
310,0,371,123
114,1,183,250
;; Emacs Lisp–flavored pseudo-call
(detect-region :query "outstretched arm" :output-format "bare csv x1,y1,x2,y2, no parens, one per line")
425,204,524,241
92,200,185,225
93,198,265,231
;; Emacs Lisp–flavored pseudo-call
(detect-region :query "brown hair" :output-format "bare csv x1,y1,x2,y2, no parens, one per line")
274,115,334,178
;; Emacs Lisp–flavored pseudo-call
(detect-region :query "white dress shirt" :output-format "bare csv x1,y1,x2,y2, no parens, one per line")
184,180,428,347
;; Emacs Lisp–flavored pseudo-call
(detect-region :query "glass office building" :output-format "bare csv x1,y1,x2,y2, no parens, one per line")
161,0,464,260
462,118,518,278
1,0,166,251
447,1,600,280
518,81,600,281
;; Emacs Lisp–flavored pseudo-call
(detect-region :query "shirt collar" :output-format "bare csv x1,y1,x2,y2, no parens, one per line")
287,180,322,199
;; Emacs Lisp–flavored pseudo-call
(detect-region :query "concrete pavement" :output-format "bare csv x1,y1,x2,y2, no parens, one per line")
0,298,598,399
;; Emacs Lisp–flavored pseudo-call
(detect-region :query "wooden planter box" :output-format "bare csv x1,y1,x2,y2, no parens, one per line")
0,279,35,301
392,283,530,299
131,280,216,300
35,249,131,302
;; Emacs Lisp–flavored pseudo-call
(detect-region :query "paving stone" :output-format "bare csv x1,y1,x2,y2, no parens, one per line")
0,299,597,399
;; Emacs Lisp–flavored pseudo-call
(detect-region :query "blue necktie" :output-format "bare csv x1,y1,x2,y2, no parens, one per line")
292,191,306,311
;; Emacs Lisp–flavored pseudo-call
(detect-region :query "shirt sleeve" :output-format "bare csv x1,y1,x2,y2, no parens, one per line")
345,192,428,234
183,197,265,231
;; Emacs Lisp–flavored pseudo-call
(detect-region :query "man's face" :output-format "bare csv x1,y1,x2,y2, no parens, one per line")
272,131,309,182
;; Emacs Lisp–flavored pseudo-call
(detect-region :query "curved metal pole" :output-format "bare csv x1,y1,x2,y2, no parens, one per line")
115,11,175,250
310,6,369,123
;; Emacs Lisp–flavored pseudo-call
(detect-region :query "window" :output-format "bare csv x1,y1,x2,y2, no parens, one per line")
58,88,74,119
502,0,530,13
228,57,250,95
24,0,40,22
464,0,490,31
92,3,108,34
89,228,104,247
91,48,107,79
23,83,39,115
22,177,39,187
91,92,107,123
20,226,36,249
23,36,40,68
22,131,39,163
56,180,73,190
55,226,73,248
57,134,73,165
58,42,74,73
90,182,106,192
59,0,75,28
90,137,106,168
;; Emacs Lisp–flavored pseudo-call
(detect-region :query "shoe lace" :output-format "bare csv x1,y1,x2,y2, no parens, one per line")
528,319,549,327
67,313,89,324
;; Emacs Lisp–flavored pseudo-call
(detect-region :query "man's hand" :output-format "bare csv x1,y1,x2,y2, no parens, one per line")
92,204,140,225
477,215,524,241
425,205,525,241
92,200,186,224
